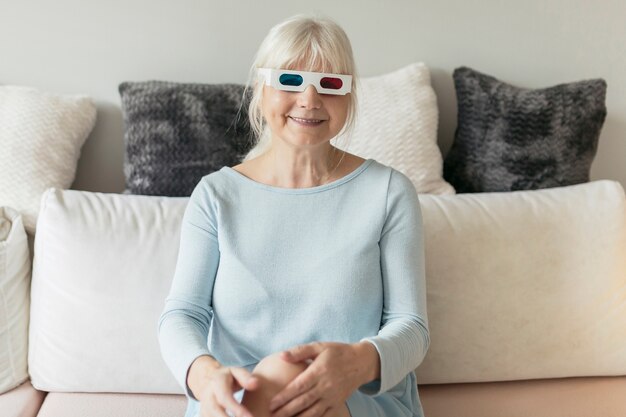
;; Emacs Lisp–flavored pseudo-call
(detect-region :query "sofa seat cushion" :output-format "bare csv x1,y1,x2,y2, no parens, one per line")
420,375,626,417
0,379,47,417
35,392,186,417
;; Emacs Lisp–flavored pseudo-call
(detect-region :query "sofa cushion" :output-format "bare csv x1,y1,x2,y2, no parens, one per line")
0,380,47,417
420,375,626,417
29,189,187,393
35,392,185,417
0,207,31,394
443,67,607,193
338,62,455,195
415,179,626,383
0,85,96,234
119,81,252,197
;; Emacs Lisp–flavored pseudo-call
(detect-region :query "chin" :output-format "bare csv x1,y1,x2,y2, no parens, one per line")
283,136,332,147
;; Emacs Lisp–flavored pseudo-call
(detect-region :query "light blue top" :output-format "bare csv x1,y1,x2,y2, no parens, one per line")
158,158,430,417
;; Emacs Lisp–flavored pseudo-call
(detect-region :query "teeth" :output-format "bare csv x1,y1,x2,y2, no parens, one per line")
292,117,322,123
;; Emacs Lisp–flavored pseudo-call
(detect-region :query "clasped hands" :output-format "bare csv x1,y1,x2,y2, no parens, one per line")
197,341,376,417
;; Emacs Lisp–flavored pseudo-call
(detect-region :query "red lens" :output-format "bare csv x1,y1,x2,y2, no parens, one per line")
320,77,343,90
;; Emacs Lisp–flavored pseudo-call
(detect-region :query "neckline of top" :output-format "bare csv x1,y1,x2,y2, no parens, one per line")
220,158,375,194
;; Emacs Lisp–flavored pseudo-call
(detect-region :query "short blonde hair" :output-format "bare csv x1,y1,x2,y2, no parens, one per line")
240,14,358,162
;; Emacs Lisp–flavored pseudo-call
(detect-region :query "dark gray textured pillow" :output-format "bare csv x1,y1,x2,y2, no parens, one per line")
119,81,252,196
443,67,607,193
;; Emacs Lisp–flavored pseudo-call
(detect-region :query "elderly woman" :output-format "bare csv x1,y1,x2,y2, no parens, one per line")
158,14,430,417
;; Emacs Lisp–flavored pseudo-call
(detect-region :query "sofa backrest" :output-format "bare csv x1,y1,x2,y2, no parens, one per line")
415,179,626,384
28,180,626,393
29,189,188,394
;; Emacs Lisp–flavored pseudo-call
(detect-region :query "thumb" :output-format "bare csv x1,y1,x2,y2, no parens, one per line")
281,343,323,363
230,367,259,391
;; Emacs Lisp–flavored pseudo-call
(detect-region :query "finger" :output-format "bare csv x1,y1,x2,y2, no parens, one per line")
295,401,330,417
282,342,323,363
204,396,230,417
272,393,320,417
217,391,254,417
213,382,254,417
319,405,335,417
230,367,260,391
269,374,318,414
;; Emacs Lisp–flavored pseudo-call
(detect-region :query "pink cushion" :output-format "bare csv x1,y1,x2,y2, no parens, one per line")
420,375,626,417
36,392,186,417
0,379,47,417
25,376,626,417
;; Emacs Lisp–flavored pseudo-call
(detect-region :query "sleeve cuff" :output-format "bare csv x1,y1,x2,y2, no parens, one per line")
357,338,385,396
181,352,212,401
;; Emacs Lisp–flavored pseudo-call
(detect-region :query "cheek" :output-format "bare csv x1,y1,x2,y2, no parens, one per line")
330,98,350,126
262,93,291,122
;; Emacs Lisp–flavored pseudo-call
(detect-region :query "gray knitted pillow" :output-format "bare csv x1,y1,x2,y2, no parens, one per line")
119,81,252,196
443,67,607,193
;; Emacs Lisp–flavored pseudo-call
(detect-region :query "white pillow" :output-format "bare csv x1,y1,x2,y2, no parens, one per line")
0,207,31,394
29,189,187,394
415,179,626,384
0,86,96,234
334,62,455,195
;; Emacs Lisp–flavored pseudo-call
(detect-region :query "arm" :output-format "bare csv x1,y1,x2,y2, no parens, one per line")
358,169,430,395
157,178,221,401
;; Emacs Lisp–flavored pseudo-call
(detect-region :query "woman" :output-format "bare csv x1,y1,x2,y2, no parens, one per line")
158,14,430,417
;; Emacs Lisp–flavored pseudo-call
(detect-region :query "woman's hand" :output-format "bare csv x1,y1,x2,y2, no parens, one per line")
268,341,379,417
196,366,259,417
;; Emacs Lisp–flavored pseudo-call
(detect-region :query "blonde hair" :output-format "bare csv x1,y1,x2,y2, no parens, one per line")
239,14,358,162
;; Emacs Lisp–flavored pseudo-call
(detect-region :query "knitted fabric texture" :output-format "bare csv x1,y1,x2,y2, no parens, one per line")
337,62,455,195
0,85,96,234
119,81,252,196
443,66,607,193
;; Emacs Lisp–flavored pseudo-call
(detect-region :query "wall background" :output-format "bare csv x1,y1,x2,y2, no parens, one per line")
2,0,624,192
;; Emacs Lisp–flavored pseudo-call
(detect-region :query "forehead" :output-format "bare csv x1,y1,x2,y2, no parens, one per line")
284,55,334,73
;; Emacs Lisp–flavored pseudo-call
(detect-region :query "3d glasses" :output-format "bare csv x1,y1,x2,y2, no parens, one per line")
257,68,352,95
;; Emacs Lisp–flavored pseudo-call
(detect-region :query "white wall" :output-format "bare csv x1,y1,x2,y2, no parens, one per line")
2,0,624,192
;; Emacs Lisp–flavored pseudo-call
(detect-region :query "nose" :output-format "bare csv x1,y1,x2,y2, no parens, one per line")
296,84,322,109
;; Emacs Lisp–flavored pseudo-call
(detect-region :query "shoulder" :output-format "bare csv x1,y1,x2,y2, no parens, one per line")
195,167,232,193
367,159,417,196
186,169,232,212
370,162,420,217
389,166,418,195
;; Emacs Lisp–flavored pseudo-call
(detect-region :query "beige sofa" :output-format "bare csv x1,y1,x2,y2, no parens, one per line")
2,179,625,417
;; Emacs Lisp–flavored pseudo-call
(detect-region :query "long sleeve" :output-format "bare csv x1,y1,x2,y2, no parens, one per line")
358,169,430,396
157,179,219,401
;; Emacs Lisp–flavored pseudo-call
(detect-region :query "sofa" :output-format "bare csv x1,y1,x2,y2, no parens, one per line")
1,56,624,417
2,173,625,417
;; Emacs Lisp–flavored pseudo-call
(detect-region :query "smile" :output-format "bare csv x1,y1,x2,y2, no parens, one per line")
289,116,325,126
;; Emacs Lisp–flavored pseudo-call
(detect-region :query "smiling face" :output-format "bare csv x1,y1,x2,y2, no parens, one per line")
261,70,350,148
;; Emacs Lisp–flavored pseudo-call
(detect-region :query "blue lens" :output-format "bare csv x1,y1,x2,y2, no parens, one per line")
279,73,303,86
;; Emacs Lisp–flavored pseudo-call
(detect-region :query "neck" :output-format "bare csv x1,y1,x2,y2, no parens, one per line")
261,142,345,188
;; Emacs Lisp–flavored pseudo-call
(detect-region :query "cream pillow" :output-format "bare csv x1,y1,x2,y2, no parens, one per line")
334,62,455,195
0,86,96,234
415,179,626,383
0,207,31,394
29,189,186,393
